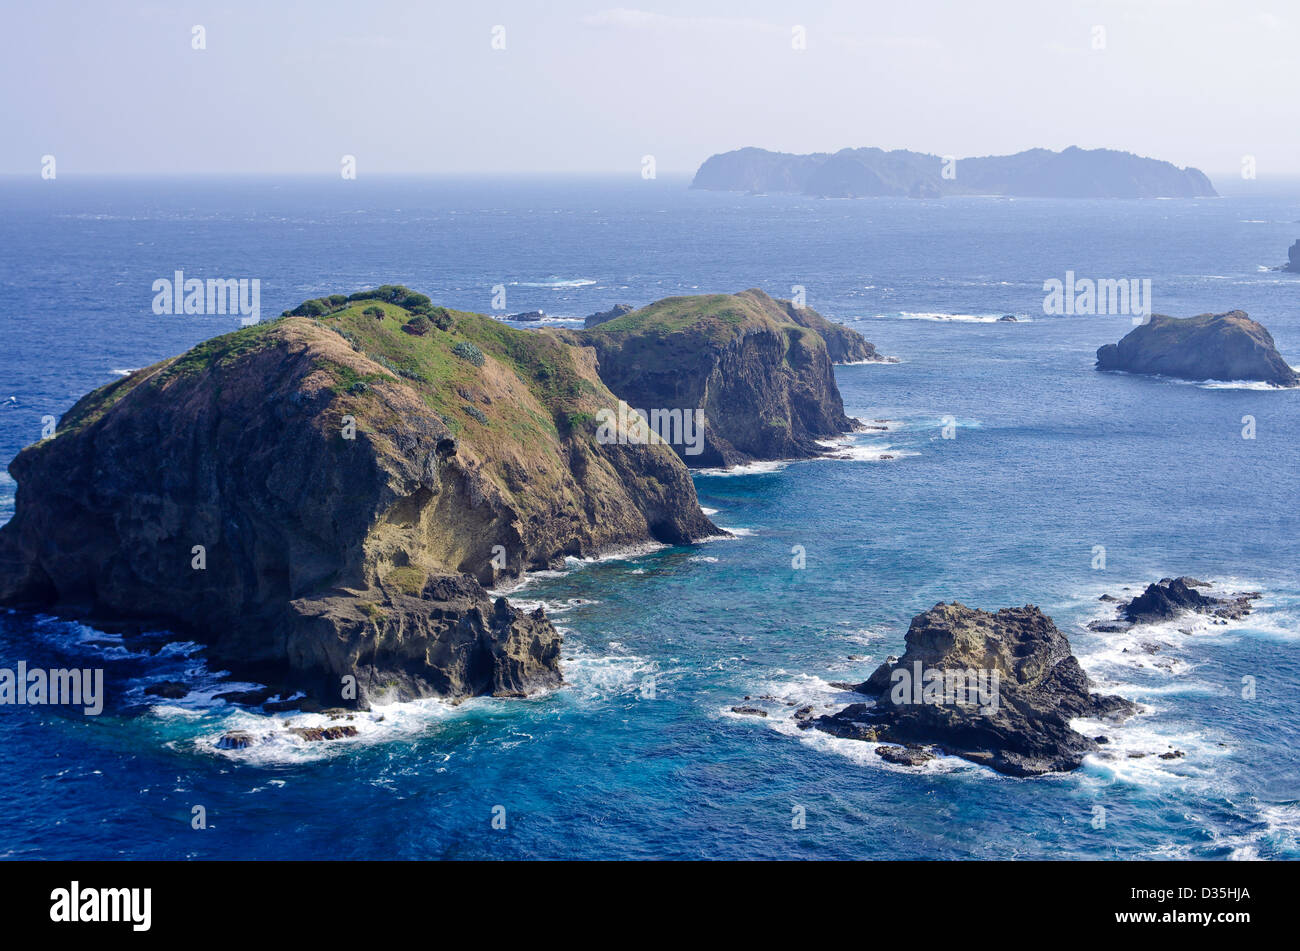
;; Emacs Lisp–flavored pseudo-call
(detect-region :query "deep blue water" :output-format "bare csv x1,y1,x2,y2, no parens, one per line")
0,176,1297,859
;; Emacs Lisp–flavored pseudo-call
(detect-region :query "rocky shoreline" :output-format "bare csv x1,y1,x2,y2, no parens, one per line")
0,288,723,710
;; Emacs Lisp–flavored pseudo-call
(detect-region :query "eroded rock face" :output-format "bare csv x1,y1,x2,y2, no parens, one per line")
1095,311,1298,386
553,289,884,468
815,603,1135,776
0,299,716,708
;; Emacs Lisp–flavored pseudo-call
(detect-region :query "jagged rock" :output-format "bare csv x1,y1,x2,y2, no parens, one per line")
287,725,359,741
1091,577,1261,631
216,731,255,750
144,681,189,699
0,289,717,709
505,310,546,322
731,705,768,718
814,602,1136,776
998,314,1018,322
875,745,936,766
214,688,275,706
1096,311,1298,386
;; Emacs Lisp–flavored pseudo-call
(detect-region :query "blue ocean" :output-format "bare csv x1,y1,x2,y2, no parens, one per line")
0,176,1296,859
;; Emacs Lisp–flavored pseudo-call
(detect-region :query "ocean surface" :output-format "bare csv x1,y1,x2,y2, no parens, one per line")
0,175,1297,859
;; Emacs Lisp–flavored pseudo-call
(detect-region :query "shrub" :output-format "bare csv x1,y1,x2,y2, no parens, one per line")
463,404,488,424
362,305,385,319
402,315,431,336
452,341,485,367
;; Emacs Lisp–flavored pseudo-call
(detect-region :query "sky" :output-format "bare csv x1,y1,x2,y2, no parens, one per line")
1,0,1296,179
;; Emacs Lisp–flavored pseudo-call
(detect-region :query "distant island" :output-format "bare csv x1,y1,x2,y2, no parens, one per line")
691,146,1217,199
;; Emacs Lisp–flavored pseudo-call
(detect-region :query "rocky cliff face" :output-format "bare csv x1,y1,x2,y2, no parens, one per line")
813,602,1135,776
1096,311,1298,386
552,289,881,468
692,145,1218,199
1277,240,1300,274
0,289,717,708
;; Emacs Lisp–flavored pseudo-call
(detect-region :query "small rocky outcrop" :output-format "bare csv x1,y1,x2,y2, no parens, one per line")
1088,577,1260,632
583,304,633,328
0,288,717,709
1273,240,1300,273
1096,311,1298,386
505,310,546,322
551,289,885,468
814,602,1135,776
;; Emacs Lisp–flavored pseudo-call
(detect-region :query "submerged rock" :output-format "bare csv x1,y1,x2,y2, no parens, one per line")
144,681,189,699
875,745,936,766
1095,311,1298,386
814,602,1136,776
288,725,359,742
215,731,255,750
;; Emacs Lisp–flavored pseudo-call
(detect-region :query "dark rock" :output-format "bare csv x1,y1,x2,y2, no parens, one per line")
1096,311,1298,386
998,314,1018,322
287,725,359,741
214,687,275,706
1158,749,1185,760
731,705,768,718
1099,594,1119,602
1118,577,1259,626
875,744,936,766
144,681,189,699
505,310,546,322
815,602,1136,776
216,731,255,750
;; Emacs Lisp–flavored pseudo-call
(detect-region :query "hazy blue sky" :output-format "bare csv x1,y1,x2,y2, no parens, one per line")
3,0,1295,178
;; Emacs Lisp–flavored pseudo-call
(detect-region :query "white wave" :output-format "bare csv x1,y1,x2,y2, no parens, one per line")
699,506,719,515
695,459,789,477
885,311,1029,323
508,278,597,288
838,356,902,366
688,555,719,564
724,672,984,776
813,437,915,462
1196,375,1299,391
561,645,656,702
